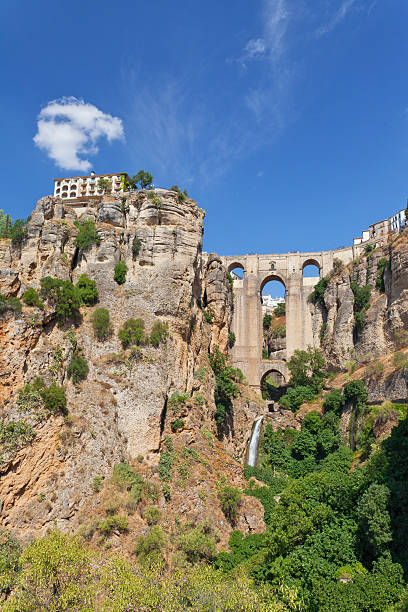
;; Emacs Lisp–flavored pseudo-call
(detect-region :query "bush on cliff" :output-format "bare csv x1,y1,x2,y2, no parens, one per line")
0,293,22,315
75,274,98,306
114,261,128,285
74,220,100,251
22,288,44,309
67,355,89,384
209,347,243,424
40,277,81,325
92,307,112,340
150,321,168,347
118,318,145,348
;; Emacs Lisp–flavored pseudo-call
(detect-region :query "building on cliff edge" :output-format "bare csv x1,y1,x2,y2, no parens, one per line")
354,207,406,245
53,171,129,201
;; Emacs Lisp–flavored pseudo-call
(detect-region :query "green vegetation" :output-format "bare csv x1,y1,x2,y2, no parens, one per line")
209,347,244,424
91,307,112,340
40,277,81,325
332,257,344,274
67,355,89,384
0,529,21,597
22,288,44,309
158,436,176,482
263,314,272,330
135,525,166,563
218,485,242,523
365,243,375,255
262,348,269,360
75,274,98,305
0,294,22,315
226,271,234,290
144,506,161,526
274,302,286,317
132,236,142,258
129,170,153,190
74,220,100,250
91,476,103,493
271,324,286,338
309,277,328,306
0,420,35,462
9,218,28,244
171,419,184,433
203,310,213,323
150,321,168,347
287,346,327,392
148,191,162,209
97,177,111,193
279,385,315,412
169,392,189,411
97,514,128,536
177,521,219,563
320,321,327,342
113,261,128,285
228,331,236,348
351,281,371,331
376,257,388,292
118,318,145,348
18,378,67,416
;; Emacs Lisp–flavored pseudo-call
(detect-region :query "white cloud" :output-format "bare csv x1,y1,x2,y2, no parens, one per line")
239,0,289,67
34,97,124,171
315,0,357,37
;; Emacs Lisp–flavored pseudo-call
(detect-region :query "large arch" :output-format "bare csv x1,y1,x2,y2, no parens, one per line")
260,273,287,293
227,261,245,274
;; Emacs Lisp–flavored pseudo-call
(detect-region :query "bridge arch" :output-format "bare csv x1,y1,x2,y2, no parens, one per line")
259,273,287,294
301,258,321,277
259,361,287,382
227,261,245,274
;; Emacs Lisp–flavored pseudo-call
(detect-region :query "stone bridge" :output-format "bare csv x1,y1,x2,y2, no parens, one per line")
221,244,364,392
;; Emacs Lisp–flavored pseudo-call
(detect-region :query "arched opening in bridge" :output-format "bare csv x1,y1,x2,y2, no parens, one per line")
260,276,286,361
261,369,286,408
302,259,320,278
227,262,245,280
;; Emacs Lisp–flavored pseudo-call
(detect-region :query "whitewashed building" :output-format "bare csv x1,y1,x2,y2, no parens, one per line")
53,171,129,200
262,295,285,316
389,209,406,233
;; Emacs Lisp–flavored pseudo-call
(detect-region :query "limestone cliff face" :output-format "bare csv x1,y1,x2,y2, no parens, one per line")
0,190,264,541
311,231,408,402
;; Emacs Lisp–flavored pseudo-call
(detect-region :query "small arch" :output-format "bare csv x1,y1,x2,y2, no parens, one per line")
62,185,68,191
302,259,321,278
260,368,286,403
260,273,286,293
227,262,245,280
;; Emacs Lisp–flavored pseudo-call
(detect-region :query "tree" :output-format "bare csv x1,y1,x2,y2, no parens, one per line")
74,220,100,250
263,314,272,329
274,302,286,317
118,318,145,348
357,483,392,565
131,170,153,190
92,307,112,340
22,288,44,310
287,347,327,392
67,355,89,384
114,261,128,285
343,380,368,410
323,389,345,415
9,219,28,244
40,277,81,326
75,274,98,306
97,177,111,193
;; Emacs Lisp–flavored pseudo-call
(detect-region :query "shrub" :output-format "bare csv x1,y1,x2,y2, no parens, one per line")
40,277,81,325
365,361,384,379
393,329,408,349
0,419,36,458
171,419,185,433
92,307,112,340
309,277,328,306
218,485,242,522
203,310,213,323
91,476,103,492
351,282,371,331
169,392,189,410
393,351,408,370
158,436,175,482
112,462,143,491
274,302,286,317
40,382,67,414
67,356,89,384
148,191,162,209
144,506,161,526
74,220,100,250
344,379,368,409
365,244,375,255
0,529,21,595
132,236,142,258
177,521,219,563
226,272,234,290
135,526,166,562
209,347,242,424
114,261,128,285
9,218,28,244
75,274,98,305
150,321,168,347
228,331,236,348
279,385,316,412
97,515,128,536
332,258,344,274
22,288,44,309
262,348,269,360
118,318,145,348
263,314,272,329
271,324,286,338
323,389,345,415
0,293,22,315
320,322,327,343
376,258,387,293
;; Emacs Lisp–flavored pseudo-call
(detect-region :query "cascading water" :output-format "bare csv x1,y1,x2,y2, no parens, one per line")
247,417,263,467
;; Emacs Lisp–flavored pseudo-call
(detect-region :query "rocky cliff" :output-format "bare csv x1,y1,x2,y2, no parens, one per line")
311,230,408,403
0,190,264,544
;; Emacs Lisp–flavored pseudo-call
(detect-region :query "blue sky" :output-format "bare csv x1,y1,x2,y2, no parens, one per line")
1,0,407,256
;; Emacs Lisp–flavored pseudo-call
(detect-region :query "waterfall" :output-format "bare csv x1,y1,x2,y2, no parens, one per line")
247,417,263,467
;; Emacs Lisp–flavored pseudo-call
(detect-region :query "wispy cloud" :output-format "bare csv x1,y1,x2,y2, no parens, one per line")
239,0,290,67
315,0,358,37
34,97,124,171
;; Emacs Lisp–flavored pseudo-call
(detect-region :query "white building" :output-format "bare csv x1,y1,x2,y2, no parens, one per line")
354,207,407,245
53,171,129,200
389,209,406,233
262,295,285,316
